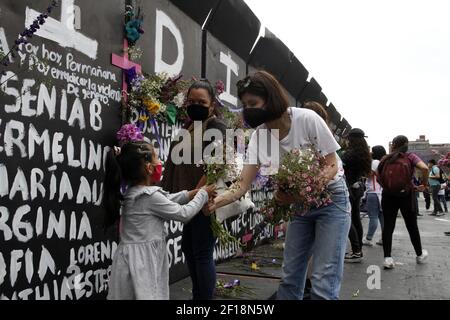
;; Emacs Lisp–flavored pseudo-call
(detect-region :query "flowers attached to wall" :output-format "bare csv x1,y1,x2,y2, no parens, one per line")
124,5,144,46
125,69,191,127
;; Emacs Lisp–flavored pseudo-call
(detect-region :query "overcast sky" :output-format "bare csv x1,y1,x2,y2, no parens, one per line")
244,0,449,150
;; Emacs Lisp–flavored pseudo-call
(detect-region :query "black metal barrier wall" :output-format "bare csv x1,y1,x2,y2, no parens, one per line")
0,0,351,299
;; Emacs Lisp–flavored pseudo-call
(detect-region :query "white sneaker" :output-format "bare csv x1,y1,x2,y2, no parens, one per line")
362,238,374,246
416,249,428,264
383,257,395,269
376,239,383,246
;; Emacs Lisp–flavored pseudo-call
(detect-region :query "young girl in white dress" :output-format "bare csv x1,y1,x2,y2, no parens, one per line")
103,141,215,300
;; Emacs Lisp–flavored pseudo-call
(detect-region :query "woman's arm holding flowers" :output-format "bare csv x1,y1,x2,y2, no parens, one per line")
321,152,338,183
209,164,259,211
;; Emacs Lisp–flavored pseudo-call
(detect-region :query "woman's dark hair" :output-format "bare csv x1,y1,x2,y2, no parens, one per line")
303,100,329,125
379,135,409,169
236,70,289,119
103,141,155,229
392,135,409,153
344,135,372,178
372,145,387,161
428,159,436,165
187,79,216,102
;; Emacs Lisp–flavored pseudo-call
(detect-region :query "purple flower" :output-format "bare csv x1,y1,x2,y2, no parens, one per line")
125,66,139,87
116,123,144,146
215,80,225,95
253,170,269,188
224,279,240,289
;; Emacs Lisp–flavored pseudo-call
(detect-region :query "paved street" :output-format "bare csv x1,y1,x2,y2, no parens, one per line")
171,197,450,300
341,196,450,300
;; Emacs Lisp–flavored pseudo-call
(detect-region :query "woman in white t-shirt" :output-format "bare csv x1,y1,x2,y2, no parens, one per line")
438,182,448,212
363,146,387,246
209,71,351,300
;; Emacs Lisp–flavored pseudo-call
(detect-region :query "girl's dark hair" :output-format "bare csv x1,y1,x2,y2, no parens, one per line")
103,141,155,229
345,135,372,178
236,70,289,119
372,145,387,161
303,100,329,125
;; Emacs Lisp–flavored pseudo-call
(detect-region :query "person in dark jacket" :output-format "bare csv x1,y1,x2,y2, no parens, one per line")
341,128,372,263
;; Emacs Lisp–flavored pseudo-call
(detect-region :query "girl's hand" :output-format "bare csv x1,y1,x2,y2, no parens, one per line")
274,190,297,205
188,189,199,200
202,202,213,216
202,184,217,199
208,196,220,213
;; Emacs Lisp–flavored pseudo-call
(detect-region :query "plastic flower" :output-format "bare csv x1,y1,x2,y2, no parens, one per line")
125,19,144,43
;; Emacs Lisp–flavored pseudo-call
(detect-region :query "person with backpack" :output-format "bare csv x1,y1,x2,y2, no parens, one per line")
378,135,429,269
428,159,444,216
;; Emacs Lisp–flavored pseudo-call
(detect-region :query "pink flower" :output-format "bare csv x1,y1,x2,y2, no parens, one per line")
116,123,144,147
215,80,225,95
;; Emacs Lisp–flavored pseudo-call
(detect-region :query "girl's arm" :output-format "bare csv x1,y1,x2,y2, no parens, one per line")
166,190,191,205
150,189,209,223
209,164,259,211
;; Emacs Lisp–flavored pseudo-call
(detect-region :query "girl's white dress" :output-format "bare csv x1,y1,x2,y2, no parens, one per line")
107,186,208,300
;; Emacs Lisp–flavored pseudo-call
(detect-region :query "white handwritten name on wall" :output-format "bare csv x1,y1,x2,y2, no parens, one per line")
0,1,121,299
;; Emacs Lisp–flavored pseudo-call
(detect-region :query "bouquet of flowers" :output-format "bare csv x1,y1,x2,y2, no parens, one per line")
259,197,292,225
260,145,332,222
125,70,191,126
204,147,243,247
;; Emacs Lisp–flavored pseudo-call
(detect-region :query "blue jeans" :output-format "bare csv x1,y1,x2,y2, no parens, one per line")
182,212,216,300
277,179,351,300
431,184,444,213
439,195,448,212
366,193,384,240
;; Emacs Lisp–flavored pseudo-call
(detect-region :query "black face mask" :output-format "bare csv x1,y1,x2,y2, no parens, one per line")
187,104,210,121
243,106,274,128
